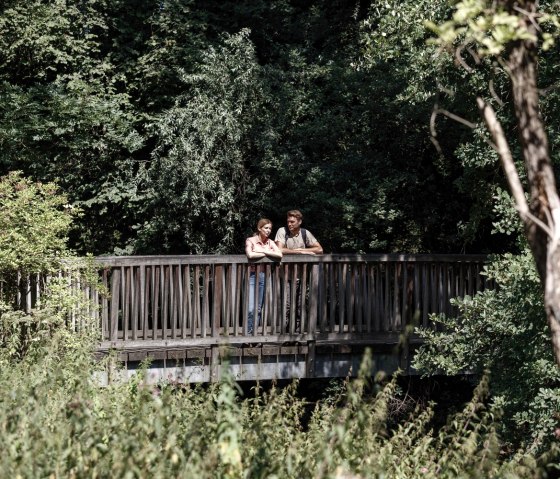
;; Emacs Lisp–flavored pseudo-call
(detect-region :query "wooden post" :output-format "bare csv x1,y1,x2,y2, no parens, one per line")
109,268,121,342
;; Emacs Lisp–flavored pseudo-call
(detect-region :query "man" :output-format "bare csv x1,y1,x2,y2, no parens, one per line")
275,210,322,333
274,209,323,255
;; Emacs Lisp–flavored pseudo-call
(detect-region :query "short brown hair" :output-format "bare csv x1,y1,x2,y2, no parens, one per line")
286,209,302,220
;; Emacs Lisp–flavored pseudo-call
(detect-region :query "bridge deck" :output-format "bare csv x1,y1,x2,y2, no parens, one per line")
17,254,489,382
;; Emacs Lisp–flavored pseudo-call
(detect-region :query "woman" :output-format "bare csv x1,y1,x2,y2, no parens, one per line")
245,218,282,333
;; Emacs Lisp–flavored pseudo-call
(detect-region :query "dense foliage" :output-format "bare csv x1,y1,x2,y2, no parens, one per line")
0,171,74,275
415,251,560,452
0,171,96,362
1,326,559,478
1,0,560,472
3,0,550,255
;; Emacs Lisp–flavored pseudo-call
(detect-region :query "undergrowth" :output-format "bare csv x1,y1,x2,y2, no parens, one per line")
0,324,558,478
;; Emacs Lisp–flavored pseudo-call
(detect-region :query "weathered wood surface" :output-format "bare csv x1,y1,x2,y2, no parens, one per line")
11,254,489,351
89,254,488,347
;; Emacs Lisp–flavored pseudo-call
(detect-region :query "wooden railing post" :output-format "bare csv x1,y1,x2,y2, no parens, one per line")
109,268,121,342
88,254,488,348
308,264,319,334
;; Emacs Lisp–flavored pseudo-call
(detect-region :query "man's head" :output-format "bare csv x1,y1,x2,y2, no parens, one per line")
286,209,303,234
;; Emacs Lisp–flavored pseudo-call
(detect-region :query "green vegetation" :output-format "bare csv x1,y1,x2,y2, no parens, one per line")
1,327,559,478
0,169,556,477
415,251,560,453
5,0,552,255
1,0,560,475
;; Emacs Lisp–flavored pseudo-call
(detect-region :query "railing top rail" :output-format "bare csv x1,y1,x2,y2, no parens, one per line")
93,253,489,267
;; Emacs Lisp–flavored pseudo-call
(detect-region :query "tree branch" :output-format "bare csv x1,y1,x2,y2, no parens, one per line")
475,97,553,236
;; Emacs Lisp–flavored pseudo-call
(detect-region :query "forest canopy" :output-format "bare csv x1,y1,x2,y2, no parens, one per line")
3,0,555,256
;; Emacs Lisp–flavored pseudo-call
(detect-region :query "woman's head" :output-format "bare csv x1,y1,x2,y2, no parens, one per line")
256,218,272,238
257,218,272,230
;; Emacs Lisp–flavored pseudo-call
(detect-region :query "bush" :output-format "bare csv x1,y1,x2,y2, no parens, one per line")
0,345,558,478
414,251,560,453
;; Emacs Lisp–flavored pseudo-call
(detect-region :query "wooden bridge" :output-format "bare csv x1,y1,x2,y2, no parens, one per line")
17,254,489,383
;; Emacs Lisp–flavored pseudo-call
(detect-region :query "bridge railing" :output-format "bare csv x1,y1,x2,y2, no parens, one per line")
87,254,489,345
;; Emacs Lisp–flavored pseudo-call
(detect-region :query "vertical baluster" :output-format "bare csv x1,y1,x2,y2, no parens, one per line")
212,265,223,338
346,264,355,333
170,265,176,339
152,266,159,340
308,263,319,335
401,262,408,332
182,265,191,339
140,265,147,339
193,265,200,338
300,263,308,333
201,265,210,338
131,267,138,340
338,263,346,333
109,268,120,342
328,263,336,333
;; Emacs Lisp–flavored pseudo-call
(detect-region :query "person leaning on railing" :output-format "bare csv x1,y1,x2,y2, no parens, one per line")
274,209,323,255
245,218,283,334
274,209,323,333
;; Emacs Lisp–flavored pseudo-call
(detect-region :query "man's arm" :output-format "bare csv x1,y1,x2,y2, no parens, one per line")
276,242,323,255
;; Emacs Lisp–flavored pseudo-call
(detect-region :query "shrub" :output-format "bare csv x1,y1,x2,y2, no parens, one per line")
414,251,560,453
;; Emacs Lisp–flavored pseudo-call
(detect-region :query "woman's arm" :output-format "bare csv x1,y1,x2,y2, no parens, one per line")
265,240,283,260
245,238,265,259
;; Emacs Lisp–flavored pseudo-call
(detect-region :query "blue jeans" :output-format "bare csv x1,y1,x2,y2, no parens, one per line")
248,271,265,333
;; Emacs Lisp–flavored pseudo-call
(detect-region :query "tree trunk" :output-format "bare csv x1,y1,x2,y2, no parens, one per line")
489,0,560,364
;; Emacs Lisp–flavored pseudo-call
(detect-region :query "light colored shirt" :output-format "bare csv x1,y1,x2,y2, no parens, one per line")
274,227,319,250
245,235,282,255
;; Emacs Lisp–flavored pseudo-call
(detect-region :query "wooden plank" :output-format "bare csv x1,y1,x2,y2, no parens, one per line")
210,346,219,382
101,269,109,340
183,266,192,339
109,269,121,342
193,265,201,338
168,350,186,360
131,266,138,341
393,263,400,331
161,265,168,339
140,265,147,339
306,341,316,378
338,264,346,333
222,264,229,334
177,265,185,338
233,264,241,336
300,263,308,332
169,265,176,339
93,253,488,268
329,263,336,333
365,264,372,333
152,266,158,340
122,267,128,340
374,265,381,331
201,265,210,338
212,265,223,338
308,264,319,334
281,264,289,335
318,263,327,333
264,264,273,334
384,263,390,332
346,264,354,333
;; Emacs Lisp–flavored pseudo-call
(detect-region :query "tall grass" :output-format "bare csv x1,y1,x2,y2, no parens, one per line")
0,319,558,479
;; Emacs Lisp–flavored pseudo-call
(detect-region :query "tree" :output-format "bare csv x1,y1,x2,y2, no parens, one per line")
0,171,74,276
428,0,560,364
